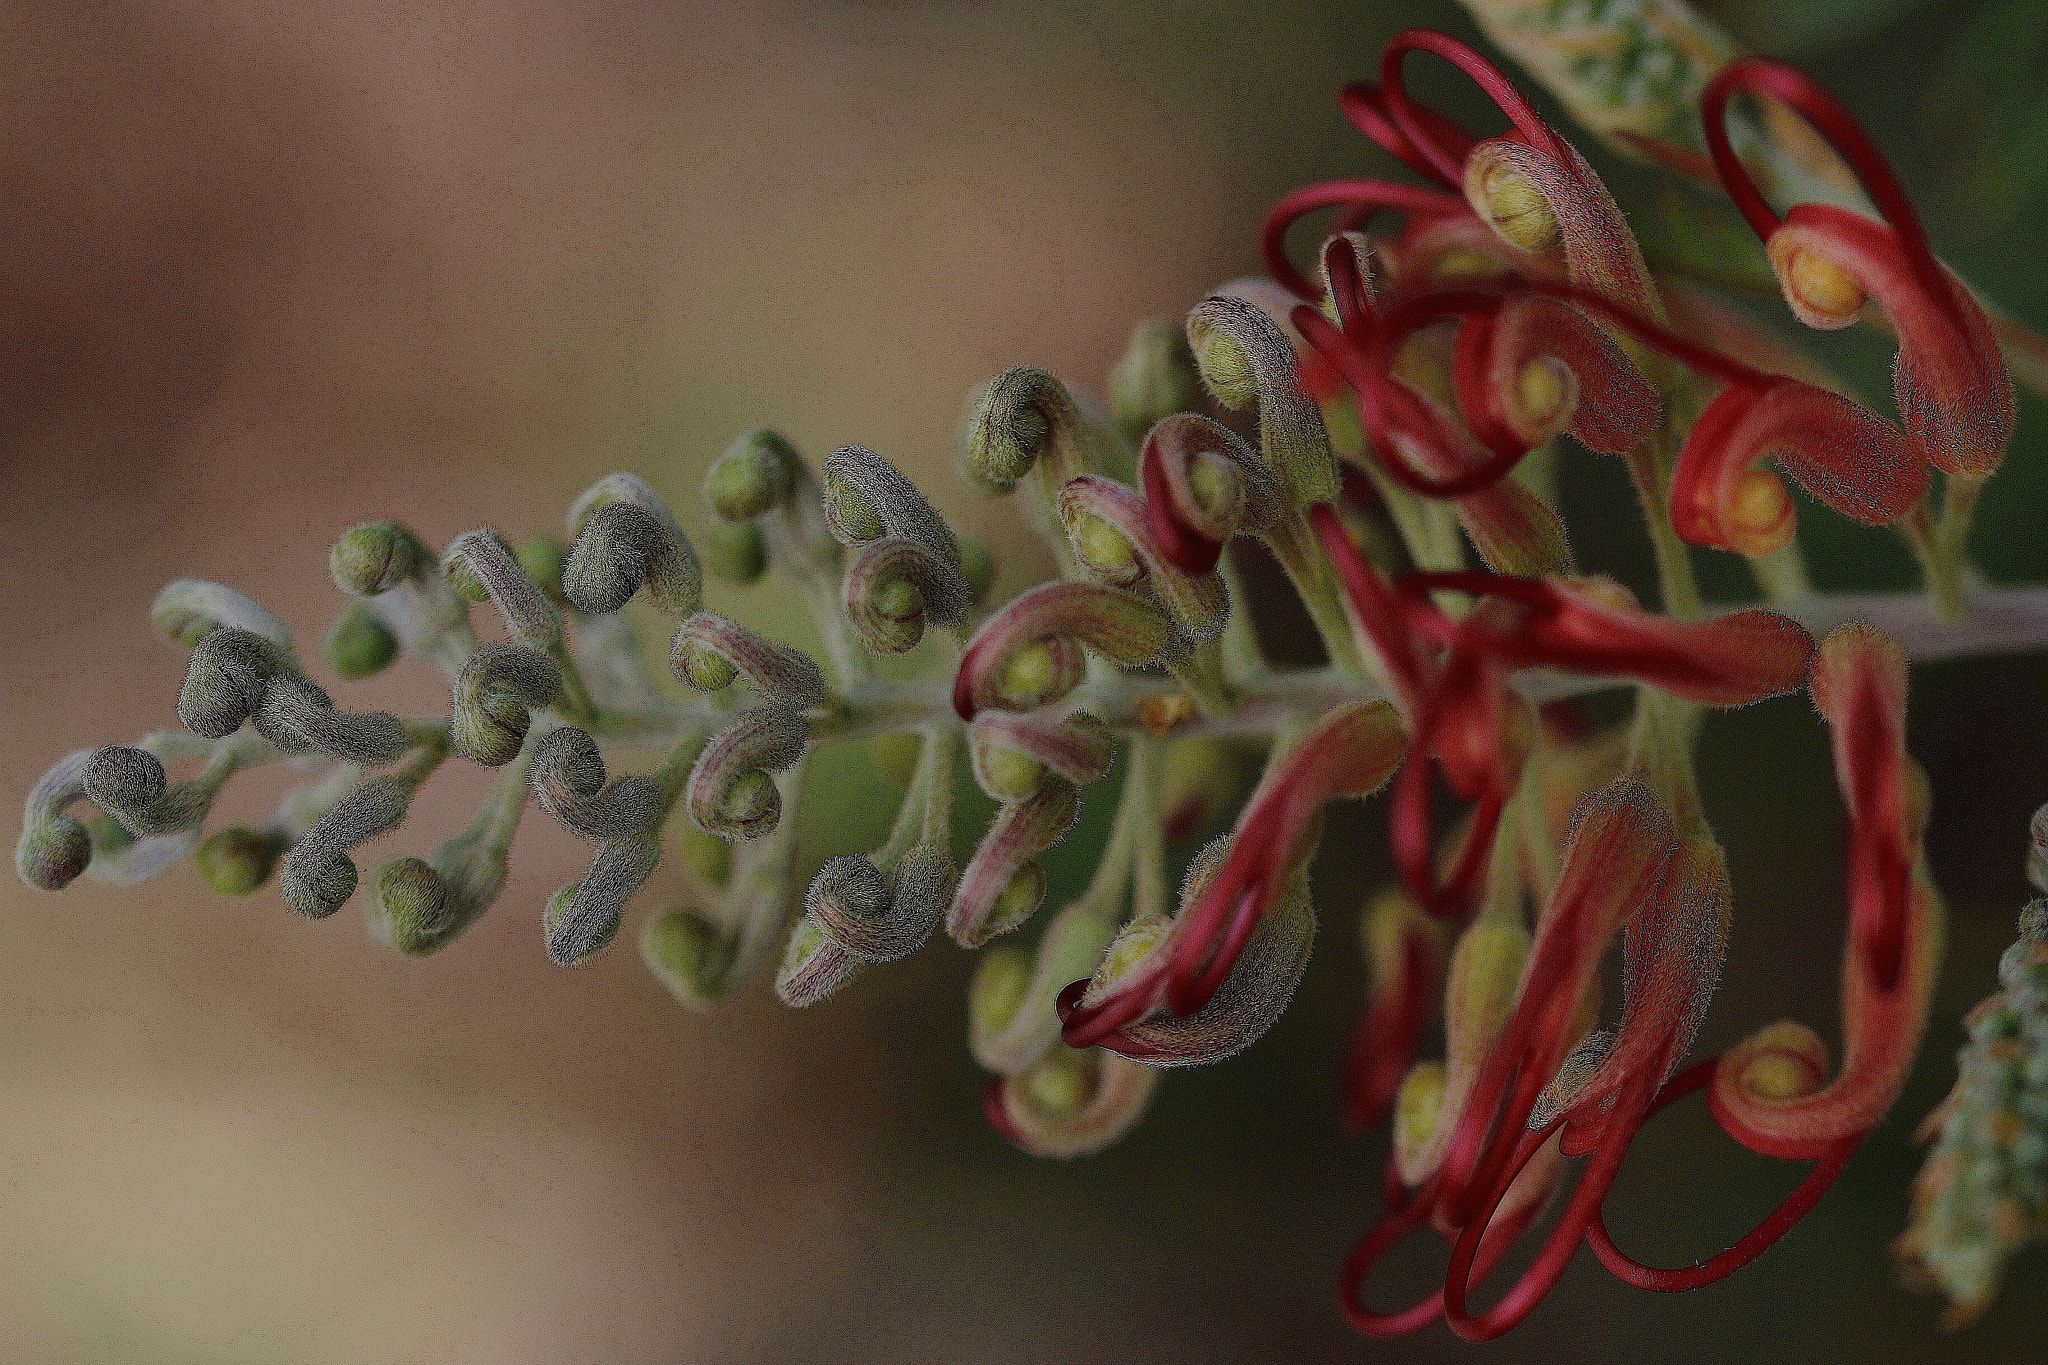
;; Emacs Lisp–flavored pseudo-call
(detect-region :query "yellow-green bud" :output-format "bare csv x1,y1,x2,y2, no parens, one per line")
84,812,136,857
322,600,400,680
195,827,284,896
329,521,431,596
516,536,570,604
969,945,1034,1041
1393,1061,1448,1175
677,824,733,888
372,856,455,951
1019,1048,1094,1118
543,882,617,958
674,639,740,692
717,771,780,833
984,861,1047,939
1475,166,1559,252
980,746,1046,802
867,576,927,652
444,529,518,603
1070,510,1138,580
703,520,768,585
706,429,799,521
993,640,1060,709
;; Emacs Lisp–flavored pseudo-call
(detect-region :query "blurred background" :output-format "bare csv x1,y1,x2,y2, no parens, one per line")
3,1,2047,1360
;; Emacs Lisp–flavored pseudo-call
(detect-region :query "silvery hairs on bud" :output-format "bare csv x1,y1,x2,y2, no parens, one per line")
82,747,210,838
775,912,865,1008
451,644,562,767
16,750,95,890
563,500,703,620
279,776,413,919
443,528,563,652
544,830,663,966
529,727,662,841
252,674,409,767
152,579,299,666
670,611,825,705
805,849,948,964
328,521,434,597
685,706,807,840
177,628,286,739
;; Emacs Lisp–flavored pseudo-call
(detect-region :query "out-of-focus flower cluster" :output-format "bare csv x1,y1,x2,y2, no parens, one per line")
18,0,2048,1338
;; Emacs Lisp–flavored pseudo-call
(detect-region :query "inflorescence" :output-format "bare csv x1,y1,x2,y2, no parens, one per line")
19,8,2048,1339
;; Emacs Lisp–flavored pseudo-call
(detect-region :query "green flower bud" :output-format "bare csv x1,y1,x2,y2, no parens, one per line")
969,945,1034,1042
702,520,768,585
641,907,740,1009
329,522,432,596
706,429,799,521
16,818,91,892
544,882,619,960
673,639,739,692
516,536,571,604
443,529,517,603
195,827,285,896
958,537,996,606
677,824,732,888
1110,319,1203,442
323,600,400,680
984,861,1047,940
84,813,136,858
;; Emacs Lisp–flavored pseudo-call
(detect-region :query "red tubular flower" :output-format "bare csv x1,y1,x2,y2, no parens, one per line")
1057,700,1406,1050
1261,178,1467,303
1702,58,2016,480
1342,889,1447,1132
1336,79,1477,189
1136,413,1277,577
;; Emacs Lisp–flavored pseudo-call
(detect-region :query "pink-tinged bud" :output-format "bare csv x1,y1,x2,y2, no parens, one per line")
1057,475,1229,642
805,846,952,965
1342,888,1446,1132
968,711,1113,803
561,499,702,621
1460,136,1663,324
960,367,1115,494
1137,414,1279,576
774,912,865,1007
1671,379,1928,557
1452,295,1658,454
842,536,969,655
670,611,825,705
985,1047,1158,1158
947,780,1080,947
970,899,1122,1077
952,582,1170,721
1703,60,2016,480
1186,294,1340,509
685,706,806,840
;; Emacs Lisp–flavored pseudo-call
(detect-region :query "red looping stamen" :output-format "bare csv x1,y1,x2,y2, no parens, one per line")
1262,179,1467,301
1338,82,1476,190
1139,436,1223,575
1379,29,1566,187
1341,928,1440,1131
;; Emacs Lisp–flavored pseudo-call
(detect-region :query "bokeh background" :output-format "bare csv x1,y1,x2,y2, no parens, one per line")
4,1,2047,1361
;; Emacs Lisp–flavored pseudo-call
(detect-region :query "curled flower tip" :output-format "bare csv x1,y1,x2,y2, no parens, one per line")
176,627,285,739
152,579,297,662
822,445,960,559
372,852,501,958
16,750,95,891
451,645,562,767
947,779,1080,948
254,675,409,767
843,537,972,655
279,776,412,919
1341,888,1444,1132
1138,414,1276,577
705,428,800,521
529,727,661,840
1186,294,1339,509
952,582,1169,721
1111,320,1203,442
806,847,952,965
1672,379,1927,558
685,706,807,840
969,711,1113,803
1395,912,1530,1186
1057,474,1229,641
961,366,1101,493
986,1046,1159,1158
194,827,287,896
775,911,865,1007
1091,842,1317,1068
323,600,399,681
563,493,702,620
670,611,825,705
329,521,433,597
443,528,563,651
1702,59,2016,479
82,747,209,838
1452,294,1658,455
544,831,661,966
642,907,741,1010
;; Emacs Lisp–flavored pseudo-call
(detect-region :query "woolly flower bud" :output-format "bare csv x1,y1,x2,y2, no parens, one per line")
1110,319,1203,443
152,579,296,660
1185,294,1338,509
705,428,800,521
451,645,562,767
775,912,865,1007
443,529,563,651
805,849,950,964
960,366,1122,494
1057,475,1230,642
952,582,1170,721
329,522,433,597
563,499,703,620
254,674,409,767
528,727,661,840
323,600,399,680
968,711,1114,803
986,1047,1159,1158
822,446,959,557
947,779,1080,947
279,776,412,918
177,628,283,739
670,611,825,705
686,707,806,840
641,908,740,1010
83,746,210,838
545,830,661,966
16,750,94,891
195,827,286,896
843,537,972,656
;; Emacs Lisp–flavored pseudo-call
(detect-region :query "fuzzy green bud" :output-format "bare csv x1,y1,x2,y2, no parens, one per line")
984,861,1047,940
677,824,732,888
329,522,432,597
969,945,1034,1041
323,600,399,680
16,819,90,892
641,908,740,1009
195,827,284,895
706,429,799,521
444,529,518,603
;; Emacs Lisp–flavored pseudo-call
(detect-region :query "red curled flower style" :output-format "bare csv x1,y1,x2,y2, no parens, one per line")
1702,58,2016,480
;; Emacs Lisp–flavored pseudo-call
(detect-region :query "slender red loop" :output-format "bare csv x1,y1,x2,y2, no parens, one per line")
1262,179,1466,301
1380,29,1565,188
1339,82,1475,190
